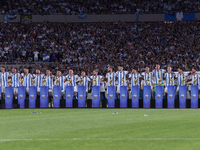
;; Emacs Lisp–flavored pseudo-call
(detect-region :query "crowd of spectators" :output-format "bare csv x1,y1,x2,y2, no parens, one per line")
164,0,200,14
0,21,200,75
1,0,200,15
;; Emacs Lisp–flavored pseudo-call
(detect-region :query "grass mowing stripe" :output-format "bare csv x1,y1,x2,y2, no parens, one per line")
1,109,200,150
1,138,200,142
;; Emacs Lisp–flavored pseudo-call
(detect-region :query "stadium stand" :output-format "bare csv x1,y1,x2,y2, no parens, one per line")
0,0,200,15
0,21,199,75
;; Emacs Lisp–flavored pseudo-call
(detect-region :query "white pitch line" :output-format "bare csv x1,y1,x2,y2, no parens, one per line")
1,138,200,142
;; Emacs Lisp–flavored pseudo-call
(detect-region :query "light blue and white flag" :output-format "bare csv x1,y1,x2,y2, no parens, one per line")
43,54,50,61
3,13,18,23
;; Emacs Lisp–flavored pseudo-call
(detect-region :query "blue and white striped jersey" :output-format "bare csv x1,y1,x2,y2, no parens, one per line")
11,73,21,87
165,73,175,86
54,76,66,90
42,76,53,89
33,74,44,87
78,76,90,92
22,74,32,87
142,72,153,86
129,73,141,86
106,73,116,86
66,75,78,86
191,74,199,85
0,72,9,87
176,73,187,86
154,69,165,84
90,75,102,86
116,71,128,86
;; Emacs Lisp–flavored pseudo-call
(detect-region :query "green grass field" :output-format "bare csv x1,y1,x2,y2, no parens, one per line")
0,109,200,150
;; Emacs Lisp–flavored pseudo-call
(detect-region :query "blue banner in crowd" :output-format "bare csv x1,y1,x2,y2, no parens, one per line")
108,86,115,108
65,86,74,107
3,13,18,23
164,12,195,21
29,86,37,108
167,86,175,108
132,86,139,108
164,13,176,21
18,86,26,108
53,86,61,108
43,54,50,62
92,86,100,107
78,13,87,19
155,86,163,108
191,85,198,108
120,86,127,108
143,86,151,108
136,13,139,22
179,86,187,108
5,87,13,109
8,13,18,20
78,86,86,107
40,86,48,108
183,12,195,21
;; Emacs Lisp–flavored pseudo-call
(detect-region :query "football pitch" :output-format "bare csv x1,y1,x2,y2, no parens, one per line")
0,109,200,150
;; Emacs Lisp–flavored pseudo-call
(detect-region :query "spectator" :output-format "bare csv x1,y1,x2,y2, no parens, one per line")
50,51,57,62
2,0,200,15
0,21,199,75
33,50,39,61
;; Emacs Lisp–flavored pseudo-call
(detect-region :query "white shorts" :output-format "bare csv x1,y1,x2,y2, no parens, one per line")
61,90,65,96
117,85,120,94
187,85,191,91
26,88,29,93
74,86,78,92
37,87,40,93
176,86,179,95
164,87,167,94
13,88,18,94
1,86,5,93
48,89,53,96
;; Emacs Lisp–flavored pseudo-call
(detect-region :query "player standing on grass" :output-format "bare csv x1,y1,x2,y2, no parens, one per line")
115,66,128,98
21,68,32,94
141,67,153,90
0,67,9,98
43,70,53,108
33,69,44,96
66,69,79,99
54,70,66,97
11,68,20,99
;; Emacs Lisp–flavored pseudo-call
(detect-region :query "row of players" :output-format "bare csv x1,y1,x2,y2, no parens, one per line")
0,65,199,94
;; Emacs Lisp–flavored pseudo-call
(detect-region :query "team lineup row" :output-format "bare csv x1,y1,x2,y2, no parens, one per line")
0,65,199,90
